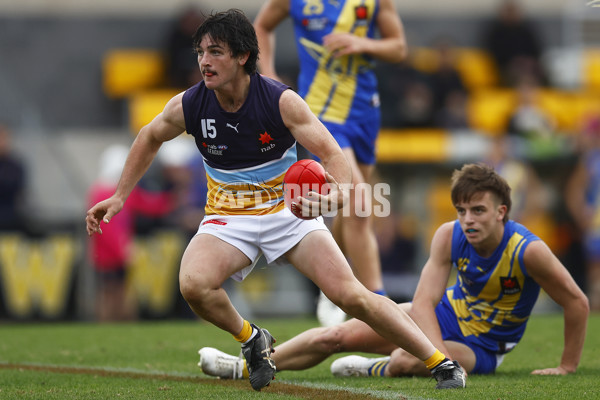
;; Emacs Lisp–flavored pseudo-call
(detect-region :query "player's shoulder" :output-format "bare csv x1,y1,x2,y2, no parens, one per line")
430,221,456,253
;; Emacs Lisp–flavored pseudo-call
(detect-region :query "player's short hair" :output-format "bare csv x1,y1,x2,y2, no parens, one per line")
192,9,259,75
450,163,512,223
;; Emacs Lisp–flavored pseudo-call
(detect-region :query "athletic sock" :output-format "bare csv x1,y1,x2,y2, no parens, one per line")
424,349,448,370
233,320,257,343
368,359,389,376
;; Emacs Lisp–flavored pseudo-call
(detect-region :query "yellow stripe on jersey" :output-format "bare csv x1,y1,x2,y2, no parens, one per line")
450,232,530,338
303,0,375,123
204,173,286,216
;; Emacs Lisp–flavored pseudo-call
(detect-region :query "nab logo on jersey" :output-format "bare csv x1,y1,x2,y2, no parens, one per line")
500,276,521,295
259,131,275,152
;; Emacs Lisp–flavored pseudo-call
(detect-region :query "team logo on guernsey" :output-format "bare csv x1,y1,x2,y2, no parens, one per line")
355,5,368,20
258,131,276,152
302,17,328,31
500,276,521,295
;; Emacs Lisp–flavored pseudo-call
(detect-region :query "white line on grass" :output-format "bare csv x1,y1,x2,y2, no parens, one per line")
0,361,429,400
278,379,431,400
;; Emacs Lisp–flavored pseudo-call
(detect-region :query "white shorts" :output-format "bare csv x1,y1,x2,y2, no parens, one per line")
195,208,329,281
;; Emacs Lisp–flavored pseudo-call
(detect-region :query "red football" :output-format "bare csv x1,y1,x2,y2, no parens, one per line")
283,159,328,219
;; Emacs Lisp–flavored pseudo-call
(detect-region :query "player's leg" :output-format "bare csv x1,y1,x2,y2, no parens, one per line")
288,231,436,361
181,232,277,390
385,341,476,377
273,317,397,371
339,151,383,292
318,149,383,326
199,315,396,377
179,233,251,333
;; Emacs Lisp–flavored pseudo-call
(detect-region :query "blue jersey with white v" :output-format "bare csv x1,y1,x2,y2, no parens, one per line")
445,220,541,352
182,73,297,215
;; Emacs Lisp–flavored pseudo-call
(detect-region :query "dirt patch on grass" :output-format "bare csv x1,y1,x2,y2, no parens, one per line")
0,363,382,400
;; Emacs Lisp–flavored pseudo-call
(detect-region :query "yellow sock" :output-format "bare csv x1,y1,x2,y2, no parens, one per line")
233,320,253,343
424,349,447,370
242,359,249,379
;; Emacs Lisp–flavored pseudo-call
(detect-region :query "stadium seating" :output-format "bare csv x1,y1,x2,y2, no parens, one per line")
103,49,166,99
128,89,180,133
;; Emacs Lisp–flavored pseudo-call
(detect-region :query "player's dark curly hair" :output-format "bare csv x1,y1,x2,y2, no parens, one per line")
192,9,259,75
450,163,512,223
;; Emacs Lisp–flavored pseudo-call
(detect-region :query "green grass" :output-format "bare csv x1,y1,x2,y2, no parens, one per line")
0,314,599,399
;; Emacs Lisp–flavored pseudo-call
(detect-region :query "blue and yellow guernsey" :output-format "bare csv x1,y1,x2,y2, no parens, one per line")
445,220,541,353
182,73,297,216
290,0,380,124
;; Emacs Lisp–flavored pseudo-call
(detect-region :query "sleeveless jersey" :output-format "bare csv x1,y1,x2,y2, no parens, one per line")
182,73,297,216
289,0,380,124
445,220,541,353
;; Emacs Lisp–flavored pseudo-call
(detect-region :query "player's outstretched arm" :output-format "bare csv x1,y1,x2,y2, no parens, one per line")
85,93,186,236
524,240,590,375
409,222,455,359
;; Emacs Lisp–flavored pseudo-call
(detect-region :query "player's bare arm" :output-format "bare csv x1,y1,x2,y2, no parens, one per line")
279,89,350,212
409,222,455,357
323,0,407,62
85,93,186,236
254,0,290,79
524,240,590,375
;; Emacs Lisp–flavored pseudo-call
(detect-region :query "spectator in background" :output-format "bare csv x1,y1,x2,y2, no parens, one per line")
486,135,545,223
483,0,546,87
165,6,205,89
395,80,436,128
156,135,207,240
0,124,27,232
565,116,600,311
428,39,469,130
87,145,173,322
508,74,556,153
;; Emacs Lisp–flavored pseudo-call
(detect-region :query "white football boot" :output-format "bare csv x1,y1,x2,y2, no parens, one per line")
316,291,347,327
198,347,244,379
330,355,390,377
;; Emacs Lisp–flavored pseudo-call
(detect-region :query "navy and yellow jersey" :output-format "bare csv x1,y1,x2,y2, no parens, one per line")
445,220,541,354
290,0,380,124
182,73,297,216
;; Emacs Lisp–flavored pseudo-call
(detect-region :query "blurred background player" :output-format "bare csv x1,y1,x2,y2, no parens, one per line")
254,0,408,326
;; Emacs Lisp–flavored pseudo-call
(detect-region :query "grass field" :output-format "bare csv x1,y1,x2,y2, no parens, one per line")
0,314,599,399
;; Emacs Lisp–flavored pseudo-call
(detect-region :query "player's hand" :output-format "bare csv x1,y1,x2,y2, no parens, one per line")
323,33,366,58
85,197,124,236
530,366,571,375
294,172,348,218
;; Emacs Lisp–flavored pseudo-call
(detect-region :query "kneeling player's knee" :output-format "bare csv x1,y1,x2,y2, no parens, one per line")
312,326,346,354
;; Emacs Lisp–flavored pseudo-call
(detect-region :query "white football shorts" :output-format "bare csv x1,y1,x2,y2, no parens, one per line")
194,207,329,281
